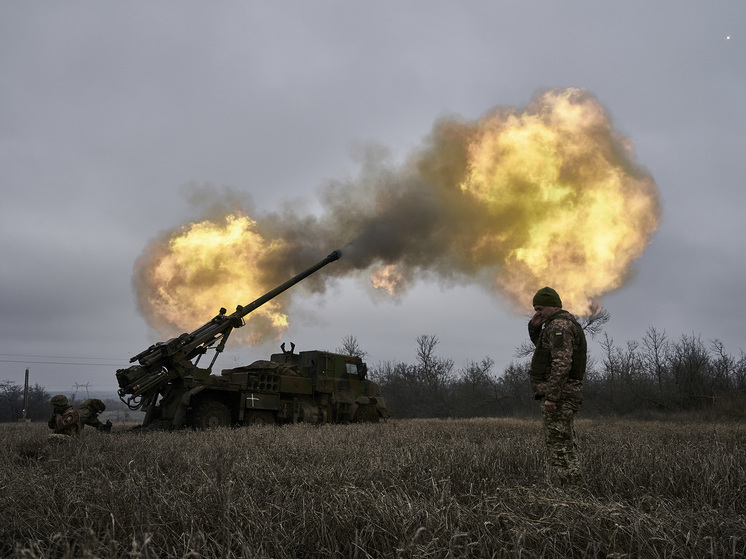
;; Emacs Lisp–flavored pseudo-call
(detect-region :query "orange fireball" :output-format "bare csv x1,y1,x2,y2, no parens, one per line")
135,214,292,344
134,88,660,343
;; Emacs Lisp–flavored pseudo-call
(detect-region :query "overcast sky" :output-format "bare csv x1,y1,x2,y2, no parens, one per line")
1,1,744,395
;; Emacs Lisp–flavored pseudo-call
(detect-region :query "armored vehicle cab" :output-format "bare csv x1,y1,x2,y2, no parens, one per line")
205,344,389,427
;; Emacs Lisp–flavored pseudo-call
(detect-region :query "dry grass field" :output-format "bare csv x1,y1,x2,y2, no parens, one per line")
2,417,744,558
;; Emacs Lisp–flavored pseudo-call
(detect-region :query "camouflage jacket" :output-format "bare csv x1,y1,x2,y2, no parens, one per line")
47,406,81,436
528,310,587,404
77,406,102,429
76,399,106,429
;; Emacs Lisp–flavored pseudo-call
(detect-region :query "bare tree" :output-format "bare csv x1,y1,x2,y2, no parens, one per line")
415,335,454,388
0,381,24,421
336,335,368,359
28,384,51,421
514,339,535,360
734,351,746,391
461,356,495,387
668,333,711,408
641,327,669,407
598,334,649,413
709,339,736,392
495,360,535,415
578,302,611,339
450,357,501,417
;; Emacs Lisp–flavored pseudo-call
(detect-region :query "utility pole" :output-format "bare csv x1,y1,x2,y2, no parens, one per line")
19,368,31,423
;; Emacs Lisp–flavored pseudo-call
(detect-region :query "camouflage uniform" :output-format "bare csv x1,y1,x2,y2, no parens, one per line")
77,398,110,431
47,396,111,439
48,395,81,437
529,310,587,486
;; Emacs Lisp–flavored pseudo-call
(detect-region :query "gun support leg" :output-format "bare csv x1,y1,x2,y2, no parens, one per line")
142,397,159,428
172,403,188,428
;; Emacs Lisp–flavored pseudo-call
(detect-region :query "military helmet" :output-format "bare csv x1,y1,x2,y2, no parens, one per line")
50,394,69,407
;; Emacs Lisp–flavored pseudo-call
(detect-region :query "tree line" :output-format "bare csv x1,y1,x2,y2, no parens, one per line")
3,321,744,422
0,381,50,422
360,324,746,420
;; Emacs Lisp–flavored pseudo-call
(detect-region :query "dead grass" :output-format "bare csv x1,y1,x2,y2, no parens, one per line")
1,418,744,558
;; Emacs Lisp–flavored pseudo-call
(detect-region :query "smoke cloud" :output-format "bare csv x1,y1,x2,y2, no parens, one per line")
134,88,660,342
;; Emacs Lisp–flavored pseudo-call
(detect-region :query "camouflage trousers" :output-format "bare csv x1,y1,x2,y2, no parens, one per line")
541,399,582,486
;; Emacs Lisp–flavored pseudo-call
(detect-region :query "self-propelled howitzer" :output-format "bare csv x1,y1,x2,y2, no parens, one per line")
117,249,389,429
116,250,360,427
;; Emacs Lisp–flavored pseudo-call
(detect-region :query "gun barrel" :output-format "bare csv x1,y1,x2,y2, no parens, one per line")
118,248,343,408
234,249,342,319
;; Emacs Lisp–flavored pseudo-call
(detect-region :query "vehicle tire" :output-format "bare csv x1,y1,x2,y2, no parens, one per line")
245,410,275,425
352,404,380,423
190,400,232,429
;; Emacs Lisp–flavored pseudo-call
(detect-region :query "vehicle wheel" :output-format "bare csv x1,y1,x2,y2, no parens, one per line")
190,400,232,429
352,404,380,423
245,410,275,425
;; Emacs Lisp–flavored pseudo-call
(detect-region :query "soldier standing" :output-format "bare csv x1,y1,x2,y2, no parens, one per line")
48,394,81,438
528,287,587,486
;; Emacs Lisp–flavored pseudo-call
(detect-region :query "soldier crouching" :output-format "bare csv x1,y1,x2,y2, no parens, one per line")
78,398,112,432
48,395,112,442
48,394,82,440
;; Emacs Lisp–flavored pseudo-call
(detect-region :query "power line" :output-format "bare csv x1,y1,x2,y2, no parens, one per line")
43,384,119,390
0,352,124,361
0,352,126,367
0,359,123,367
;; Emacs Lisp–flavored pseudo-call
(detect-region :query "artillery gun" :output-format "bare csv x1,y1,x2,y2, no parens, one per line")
116,250,389,428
